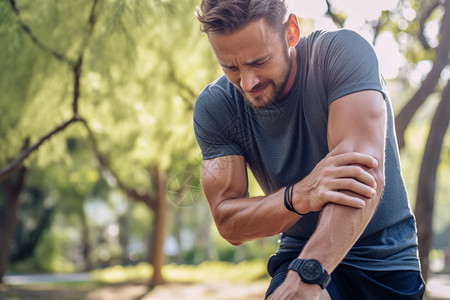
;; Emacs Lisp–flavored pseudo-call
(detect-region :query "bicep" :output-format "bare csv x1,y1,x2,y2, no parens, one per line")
327,90,386,165
201,155,249,213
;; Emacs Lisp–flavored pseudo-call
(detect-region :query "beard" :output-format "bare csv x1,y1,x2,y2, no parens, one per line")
240,51,293,109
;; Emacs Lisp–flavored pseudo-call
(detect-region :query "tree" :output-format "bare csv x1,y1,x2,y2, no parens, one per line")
0,166,26,283
318,0,449,281
394,0,450,281
0,0,96,283
0,0,219,285
414,79,450,280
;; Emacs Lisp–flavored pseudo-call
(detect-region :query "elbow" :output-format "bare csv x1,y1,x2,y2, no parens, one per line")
213,209,245,246
216,224,244,246
228,239,244,246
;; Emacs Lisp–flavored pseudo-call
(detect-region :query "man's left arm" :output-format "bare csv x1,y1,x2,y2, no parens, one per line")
271,90,386,299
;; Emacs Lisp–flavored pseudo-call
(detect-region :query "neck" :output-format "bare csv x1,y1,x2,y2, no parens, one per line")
279,47,298,99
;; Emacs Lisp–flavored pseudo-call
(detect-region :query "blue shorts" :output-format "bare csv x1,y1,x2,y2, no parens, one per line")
265,246,425,299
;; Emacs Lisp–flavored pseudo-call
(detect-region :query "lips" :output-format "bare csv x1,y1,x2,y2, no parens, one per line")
248,82,269,96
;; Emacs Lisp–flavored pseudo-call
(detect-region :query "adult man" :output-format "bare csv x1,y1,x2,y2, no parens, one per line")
193,0,425,299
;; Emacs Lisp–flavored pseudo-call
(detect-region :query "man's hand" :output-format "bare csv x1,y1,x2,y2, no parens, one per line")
267,271,328,300
293,148,378,214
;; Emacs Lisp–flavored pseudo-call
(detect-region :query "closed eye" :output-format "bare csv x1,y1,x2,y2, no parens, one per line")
248,55,270,67
223,65,239,72
250,59,268,67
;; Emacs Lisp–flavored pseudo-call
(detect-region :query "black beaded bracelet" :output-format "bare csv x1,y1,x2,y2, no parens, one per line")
284,185,306,216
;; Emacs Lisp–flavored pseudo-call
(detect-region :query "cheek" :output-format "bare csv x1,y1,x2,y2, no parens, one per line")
224,71,240,86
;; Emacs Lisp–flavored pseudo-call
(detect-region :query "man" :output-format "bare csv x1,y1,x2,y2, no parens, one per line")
193,0,425,299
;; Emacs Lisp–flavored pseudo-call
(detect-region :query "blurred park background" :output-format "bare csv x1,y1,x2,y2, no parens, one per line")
0,0,449,299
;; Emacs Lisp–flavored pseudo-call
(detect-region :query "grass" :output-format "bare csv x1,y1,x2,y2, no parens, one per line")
0,260,270,300
0,282,92,300
91,259,269,284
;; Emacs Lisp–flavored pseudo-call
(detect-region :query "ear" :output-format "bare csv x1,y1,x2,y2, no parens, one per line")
286,14,300,47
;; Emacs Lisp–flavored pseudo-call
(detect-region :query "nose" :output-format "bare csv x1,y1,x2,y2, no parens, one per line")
239,68,260,92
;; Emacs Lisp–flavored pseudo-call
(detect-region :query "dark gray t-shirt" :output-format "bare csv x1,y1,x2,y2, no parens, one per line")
194,29,420,271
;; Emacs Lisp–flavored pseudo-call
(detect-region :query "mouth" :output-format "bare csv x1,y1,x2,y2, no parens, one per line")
247,82,269,97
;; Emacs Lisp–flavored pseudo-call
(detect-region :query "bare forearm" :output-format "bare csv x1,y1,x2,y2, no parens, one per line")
298,191,381,273
213,189,300,245
203,150,382,247
206,152,381,246
271,199,381,300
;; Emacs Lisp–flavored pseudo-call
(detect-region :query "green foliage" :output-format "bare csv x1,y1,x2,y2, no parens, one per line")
165,259,268,283
211,225,278,263
399,92,450,243
2,0,221,272
433,129,450,236
1,0,218,176
33,228,77,273
129,201,153,247
91,259,268,284
2,0,449,276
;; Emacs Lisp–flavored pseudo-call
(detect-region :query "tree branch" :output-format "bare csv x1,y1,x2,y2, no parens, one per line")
73,57,83,116
370,10,390,44
165,57,196,111
80,0,99,53
73,0,99,116
1,0,103,182
414,77,450,281
325,0,345,28
0,116,82,181
395,0,450,149
79,118,157,209
9,0,74,65
418,0,442,50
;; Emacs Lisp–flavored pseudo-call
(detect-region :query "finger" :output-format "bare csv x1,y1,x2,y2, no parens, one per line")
330,152,378,169
334,165,377,189
324,190,366,208
329,178,376,199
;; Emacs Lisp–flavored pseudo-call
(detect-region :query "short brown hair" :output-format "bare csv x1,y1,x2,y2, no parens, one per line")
196,0,288,35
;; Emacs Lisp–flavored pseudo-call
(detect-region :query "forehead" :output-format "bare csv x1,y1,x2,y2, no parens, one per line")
208,19,282,65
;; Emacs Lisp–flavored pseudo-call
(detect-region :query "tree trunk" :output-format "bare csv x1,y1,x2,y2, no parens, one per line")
195,206,215,263
119,199,131,265
149,167,167,287
173,208,183,264
79,204,92,271
0,167,27,284
414,80,450,282
395,0,450,149
10,206,54,262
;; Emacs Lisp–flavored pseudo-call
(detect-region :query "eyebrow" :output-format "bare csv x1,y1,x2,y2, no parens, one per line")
220,54,271,69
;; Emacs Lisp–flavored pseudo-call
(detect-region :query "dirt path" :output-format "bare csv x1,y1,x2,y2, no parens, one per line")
86,281,269,300
2,275,450,300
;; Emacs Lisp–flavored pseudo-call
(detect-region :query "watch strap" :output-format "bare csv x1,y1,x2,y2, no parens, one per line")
288,258,331,289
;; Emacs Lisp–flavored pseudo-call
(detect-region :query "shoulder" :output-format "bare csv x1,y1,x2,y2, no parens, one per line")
302,29,379,73
301,29,376,62
194,75,244,133
195,75,239,117
305,29,371,47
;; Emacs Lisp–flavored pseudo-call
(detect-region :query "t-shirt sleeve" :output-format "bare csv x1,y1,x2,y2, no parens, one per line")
318,29,386,105
193,83,245,160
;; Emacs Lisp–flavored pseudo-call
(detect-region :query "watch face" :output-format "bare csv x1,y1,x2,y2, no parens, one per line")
300,260,322,281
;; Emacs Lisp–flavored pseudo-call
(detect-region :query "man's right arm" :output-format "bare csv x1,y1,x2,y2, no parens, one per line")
202,155,297,245
201,152,377,246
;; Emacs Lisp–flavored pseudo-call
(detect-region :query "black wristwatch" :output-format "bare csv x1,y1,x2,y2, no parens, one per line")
288,258,331,289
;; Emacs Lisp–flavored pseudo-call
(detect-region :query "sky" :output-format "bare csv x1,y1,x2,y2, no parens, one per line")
285,0,404,79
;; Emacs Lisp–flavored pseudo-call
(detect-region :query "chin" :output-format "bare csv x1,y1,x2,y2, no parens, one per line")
246,98,270,108
245,93,277,109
